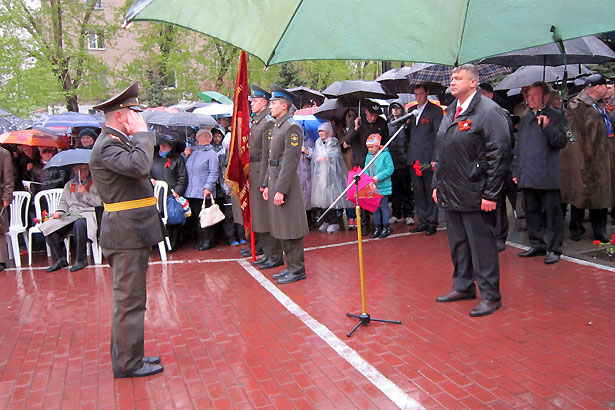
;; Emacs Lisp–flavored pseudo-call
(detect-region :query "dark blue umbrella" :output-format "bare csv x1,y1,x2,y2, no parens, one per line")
293,115,327,141
44,149,91,169
37,112,103,128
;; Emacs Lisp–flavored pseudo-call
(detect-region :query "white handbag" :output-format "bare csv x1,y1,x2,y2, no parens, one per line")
199,194,225,228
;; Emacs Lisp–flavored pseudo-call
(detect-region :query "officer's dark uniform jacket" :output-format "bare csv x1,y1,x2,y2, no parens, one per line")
262,112,309,240
433,92,511,211
89,125,164,249
249,108,274,233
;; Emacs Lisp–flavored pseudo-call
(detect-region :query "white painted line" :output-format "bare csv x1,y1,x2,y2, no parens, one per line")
237,259,423,410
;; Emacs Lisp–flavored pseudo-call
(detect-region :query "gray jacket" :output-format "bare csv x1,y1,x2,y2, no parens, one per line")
513,107,566,190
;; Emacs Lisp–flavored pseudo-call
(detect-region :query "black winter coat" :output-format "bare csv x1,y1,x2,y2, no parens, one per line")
433,92,511,211
150,151,188,196
513,108,566,190
387,119,409,168
344,115,390,167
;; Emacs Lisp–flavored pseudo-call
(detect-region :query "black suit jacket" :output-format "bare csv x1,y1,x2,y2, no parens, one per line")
406,102,444,165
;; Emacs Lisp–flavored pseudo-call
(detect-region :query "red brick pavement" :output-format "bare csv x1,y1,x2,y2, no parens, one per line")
0,226,614,409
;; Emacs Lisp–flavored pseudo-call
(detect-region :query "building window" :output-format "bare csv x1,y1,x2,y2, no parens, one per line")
93,0,103,9
88,32,105,50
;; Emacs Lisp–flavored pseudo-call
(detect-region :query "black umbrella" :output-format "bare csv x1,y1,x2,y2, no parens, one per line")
322,80,396,104
288,86,325,108
495,64,593,90
375,67,415,94
477,35,615,66
313,99,349,122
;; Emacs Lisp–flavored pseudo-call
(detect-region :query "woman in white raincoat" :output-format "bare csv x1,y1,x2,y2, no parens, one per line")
310,122,350,233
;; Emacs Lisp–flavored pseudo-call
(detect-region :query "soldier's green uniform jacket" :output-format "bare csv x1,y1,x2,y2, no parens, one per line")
263,112,309,240
249,108,274,233
89,126,164,249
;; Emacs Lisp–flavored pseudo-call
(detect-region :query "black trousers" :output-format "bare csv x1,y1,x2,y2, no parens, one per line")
45,218,88,263
186,197,214,248
569,206,607,238
104,246,150,375
410,169,438,226
523,189,564,253
444,209,501,302
281,237,304,274
391,166,414,219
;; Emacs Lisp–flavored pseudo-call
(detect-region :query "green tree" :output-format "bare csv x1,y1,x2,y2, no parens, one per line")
0,0,121,113
276,62,305,88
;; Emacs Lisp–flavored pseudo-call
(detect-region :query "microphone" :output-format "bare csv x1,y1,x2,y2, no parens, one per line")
389,110,419,125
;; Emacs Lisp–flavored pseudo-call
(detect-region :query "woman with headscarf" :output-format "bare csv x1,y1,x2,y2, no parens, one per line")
310,121,350,233
183,129,219,250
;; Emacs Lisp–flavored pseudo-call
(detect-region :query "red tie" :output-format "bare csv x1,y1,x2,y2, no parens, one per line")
454,105,463,121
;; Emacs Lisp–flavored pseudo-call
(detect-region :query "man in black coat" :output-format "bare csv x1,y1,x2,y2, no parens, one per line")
514,81,567,264
344,102,389,234
433,64,511,317
406,84,443,235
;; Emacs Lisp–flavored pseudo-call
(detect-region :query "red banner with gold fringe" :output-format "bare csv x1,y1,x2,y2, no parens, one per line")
225,50,251,229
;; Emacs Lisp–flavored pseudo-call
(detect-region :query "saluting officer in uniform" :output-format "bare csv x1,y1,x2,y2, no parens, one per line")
262,84,309,284
247,85,284,270
89,82,165,378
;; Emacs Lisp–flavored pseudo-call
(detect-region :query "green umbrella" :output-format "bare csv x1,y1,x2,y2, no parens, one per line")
197,91,233,105
124,0,615,66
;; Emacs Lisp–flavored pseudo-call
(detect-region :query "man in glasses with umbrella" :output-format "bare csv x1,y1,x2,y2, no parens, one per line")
89,82,165,378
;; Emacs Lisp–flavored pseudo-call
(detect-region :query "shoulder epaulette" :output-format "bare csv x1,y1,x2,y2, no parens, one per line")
265,115,274,122
287,117,298,125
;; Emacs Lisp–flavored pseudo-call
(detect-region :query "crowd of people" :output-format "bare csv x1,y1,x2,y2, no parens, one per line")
1,67,614,308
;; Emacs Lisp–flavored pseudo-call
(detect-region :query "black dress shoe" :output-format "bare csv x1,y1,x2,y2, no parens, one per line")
69,260,88,272
594,233,610,243
195,243,214,251
0,263,6,272
496,241,506,252
143,356,161,365
46,258,68,272
259,260,284,270
436,290,477,303
411,224,428,233
253,257,269,266
570,233,582,241
239,247,252,257
272,268,289,279
277,270,306,284
469,300,502,317
114,362,164,378
517,247,547,257
425,226,437,235
544,252,561,264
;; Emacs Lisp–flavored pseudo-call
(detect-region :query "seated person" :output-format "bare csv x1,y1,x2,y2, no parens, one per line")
39,164,102,272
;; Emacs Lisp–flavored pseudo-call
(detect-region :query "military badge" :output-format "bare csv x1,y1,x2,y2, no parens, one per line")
290,133,299,147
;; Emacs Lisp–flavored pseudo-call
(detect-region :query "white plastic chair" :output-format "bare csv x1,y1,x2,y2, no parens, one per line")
6,191,31,268
28,189,63,265
153,180,169,261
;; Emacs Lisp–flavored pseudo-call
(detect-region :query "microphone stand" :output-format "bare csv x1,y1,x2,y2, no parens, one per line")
317,119,410,337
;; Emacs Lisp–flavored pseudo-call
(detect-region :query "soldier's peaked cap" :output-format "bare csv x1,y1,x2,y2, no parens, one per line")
93,82,143,113
269,84,296,101
251,85,271,100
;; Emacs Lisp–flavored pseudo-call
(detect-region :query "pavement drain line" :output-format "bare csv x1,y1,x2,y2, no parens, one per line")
237,259,424,410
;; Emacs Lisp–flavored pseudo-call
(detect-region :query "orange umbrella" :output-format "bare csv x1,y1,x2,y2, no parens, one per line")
0,129,69,149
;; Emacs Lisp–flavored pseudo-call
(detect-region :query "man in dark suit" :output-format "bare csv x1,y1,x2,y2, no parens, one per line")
89,82,164,377
262,84,310,284
514,81,567,264
247,85,284,270
433,64,511,317
406,84,443,235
